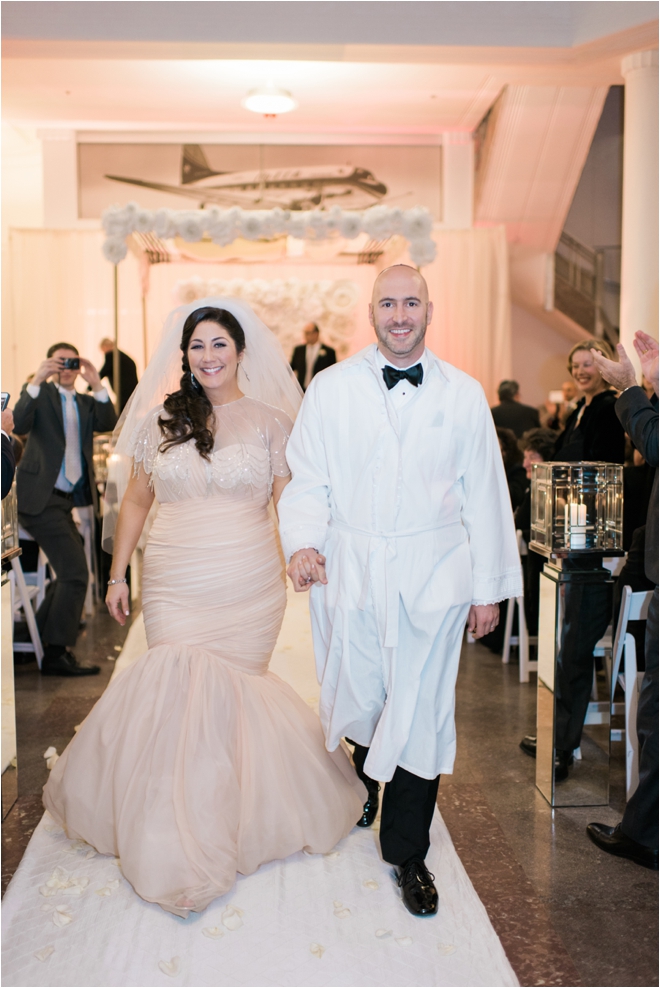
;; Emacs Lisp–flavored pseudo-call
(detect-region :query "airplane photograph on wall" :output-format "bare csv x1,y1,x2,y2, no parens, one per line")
78,142,443,218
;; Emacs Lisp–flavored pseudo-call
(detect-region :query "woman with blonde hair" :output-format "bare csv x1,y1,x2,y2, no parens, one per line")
554,339,625,464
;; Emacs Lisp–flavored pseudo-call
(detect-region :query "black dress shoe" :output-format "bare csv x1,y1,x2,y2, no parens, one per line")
394,858,438,916
41,647,100,677
520,735,536,758
587,823,658,870
356,781,380,828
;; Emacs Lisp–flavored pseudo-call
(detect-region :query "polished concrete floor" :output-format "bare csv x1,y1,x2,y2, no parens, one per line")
2,610,657,988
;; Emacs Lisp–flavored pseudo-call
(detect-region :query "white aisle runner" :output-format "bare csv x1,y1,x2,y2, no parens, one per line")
2,591,518,988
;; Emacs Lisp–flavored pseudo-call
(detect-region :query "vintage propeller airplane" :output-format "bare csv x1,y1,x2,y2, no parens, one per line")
106,144,389,211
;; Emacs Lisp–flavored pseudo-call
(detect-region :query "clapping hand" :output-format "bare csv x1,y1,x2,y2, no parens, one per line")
592,345,638,391
633,331,659,396
287,549,328,592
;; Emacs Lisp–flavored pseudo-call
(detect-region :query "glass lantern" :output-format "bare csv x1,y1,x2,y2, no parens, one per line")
1,483,19,563
529,461,623,557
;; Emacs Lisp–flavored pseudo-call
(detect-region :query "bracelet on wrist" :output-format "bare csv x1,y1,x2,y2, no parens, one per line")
107,578,127,586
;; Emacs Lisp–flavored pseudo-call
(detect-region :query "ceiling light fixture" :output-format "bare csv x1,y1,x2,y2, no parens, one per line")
242,84,297,118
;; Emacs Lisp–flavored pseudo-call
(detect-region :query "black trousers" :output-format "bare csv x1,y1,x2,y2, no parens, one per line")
554,563,611,754
622,586,659,849
350,742,439,865
19,494,89,648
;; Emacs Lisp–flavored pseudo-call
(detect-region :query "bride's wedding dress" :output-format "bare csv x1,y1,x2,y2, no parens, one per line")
43,396,365,917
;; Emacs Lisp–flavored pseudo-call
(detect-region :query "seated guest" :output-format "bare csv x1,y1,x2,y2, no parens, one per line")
98,338,139,412
491,380,540,438
520,340,625,780
2,406,16,499
290,323,336,391
587,333,658,870
14,343,117,676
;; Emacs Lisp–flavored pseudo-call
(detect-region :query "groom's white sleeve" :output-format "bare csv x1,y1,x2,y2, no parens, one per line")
278,381,332,562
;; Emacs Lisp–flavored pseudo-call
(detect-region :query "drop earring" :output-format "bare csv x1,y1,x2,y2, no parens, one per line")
240,363,250,382
190,371,197,387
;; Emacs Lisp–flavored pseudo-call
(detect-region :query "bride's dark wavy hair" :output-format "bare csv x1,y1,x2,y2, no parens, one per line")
158,306,246,460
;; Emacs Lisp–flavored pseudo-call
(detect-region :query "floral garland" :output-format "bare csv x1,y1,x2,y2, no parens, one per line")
101,203,437,267
174,276,361,357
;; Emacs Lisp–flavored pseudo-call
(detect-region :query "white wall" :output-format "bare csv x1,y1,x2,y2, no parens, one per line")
511,304,571,408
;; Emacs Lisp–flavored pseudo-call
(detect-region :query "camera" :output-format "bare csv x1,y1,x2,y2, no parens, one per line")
61,357,80,370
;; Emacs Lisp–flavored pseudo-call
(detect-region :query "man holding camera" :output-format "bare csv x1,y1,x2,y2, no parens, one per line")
14,343,117,676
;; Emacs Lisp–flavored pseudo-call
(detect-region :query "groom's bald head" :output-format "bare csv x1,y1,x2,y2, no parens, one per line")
371,265,429,306
369,264,433,367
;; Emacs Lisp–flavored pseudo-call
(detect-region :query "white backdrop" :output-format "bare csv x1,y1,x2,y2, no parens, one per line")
3,226,511,403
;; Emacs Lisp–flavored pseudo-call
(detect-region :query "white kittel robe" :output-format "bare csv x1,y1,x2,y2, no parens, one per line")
278,344,522,782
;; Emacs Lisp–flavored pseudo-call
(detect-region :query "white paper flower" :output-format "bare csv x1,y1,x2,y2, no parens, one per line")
363,205,401,240
309,943,325,958
340,212,363,240
239,211,266,241
221,905,244,930
326,280,360,315
176,211,205,242
158,957,180,977
102,237,128,264
34,946,55,962
95,879,120,896
202,927,224,939
43,746,59,770
363,879,379,891
408,237,437,267
153,208,177,239
402,206,434,240
133,209,155,234
102,206,132,238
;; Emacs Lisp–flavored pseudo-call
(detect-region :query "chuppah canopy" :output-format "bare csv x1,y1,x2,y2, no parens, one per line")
4,223,511,403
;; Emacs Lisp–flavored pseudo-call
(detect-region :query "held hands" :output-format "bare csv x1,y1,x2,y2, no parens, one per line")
467,603,500,639
287,548,328,593
106,583,130,625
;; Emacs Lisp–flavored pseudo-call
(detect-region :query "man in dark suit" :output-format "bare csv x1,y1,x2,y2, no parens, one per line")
98,338,139,412
2,406,16,499
588,332,658,870
14,342,117,676
290,323,336,391
491,380,540,438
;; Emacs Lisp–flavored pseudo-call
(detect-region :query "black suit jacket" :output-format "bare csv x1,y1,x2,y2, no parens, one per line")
99,349,139,411
554,390,625,464
491,400,540,438
1,433,16,499
616,387,658,585
14,382,117,516
290,343,337,391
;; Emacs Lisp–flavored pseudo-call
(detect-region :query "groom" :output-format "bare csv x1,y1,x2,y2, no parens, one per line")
278,265,521,916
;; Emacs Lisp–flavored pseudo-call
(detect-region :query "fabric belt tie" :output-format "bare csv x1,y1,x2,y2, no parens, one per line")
329,518,462,648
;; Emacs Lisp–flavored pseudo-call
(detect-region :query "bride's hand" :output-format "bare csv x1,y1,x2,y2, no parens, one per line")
106,583,130,625
287,549,328,592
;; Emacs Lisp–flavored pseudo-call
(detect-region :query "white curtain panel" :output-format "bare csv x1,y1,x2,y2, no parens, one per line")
4,226,510,403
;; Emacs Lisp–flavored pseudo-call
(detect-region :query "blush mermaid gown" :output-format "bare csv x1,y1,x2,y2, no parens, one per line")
44,397,365,917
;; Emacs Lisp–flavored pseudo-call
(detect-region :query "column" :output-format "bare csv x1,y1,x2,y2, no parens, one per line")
620,50,658,372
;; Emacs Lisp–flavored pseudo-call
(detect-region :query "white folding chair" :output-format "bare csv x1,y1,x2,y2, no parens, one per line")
502,532,538,683
609,586,652,801
10,556,44,667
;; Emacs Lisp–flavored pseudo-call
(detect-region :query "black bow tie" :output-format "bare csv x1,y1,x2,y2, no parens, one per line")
382,363,424,391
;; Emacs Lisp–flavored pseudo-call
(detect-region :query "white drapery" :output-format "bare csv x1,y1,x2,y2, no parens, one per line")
3,226,510,402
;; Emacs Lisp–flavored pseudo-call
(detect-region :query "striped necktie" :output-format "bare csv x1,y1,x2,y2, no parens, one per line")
63,391,83,486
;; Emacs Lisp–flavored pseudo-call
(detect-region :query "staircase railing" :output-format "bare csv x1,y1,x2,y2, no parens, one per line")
554,232,620,345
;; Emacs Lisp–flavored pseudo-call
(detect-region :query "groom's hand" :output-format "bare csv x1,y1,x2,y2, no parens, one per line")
287,549,328,592
467,603,500,639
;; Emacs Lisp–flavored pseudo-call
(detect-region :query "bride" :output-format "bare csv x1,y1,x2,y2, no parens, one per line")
43,299,365,917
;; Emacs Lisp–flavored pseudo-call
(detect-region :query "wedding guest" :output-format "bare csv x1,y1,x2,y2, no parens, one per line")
98,338,139,412
587,332,658,870
520,339,625,780
497,427,527,510
491,380,540,438
290,323,336,391
13,343,117,676
544,379,578,430
279,265,521,916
